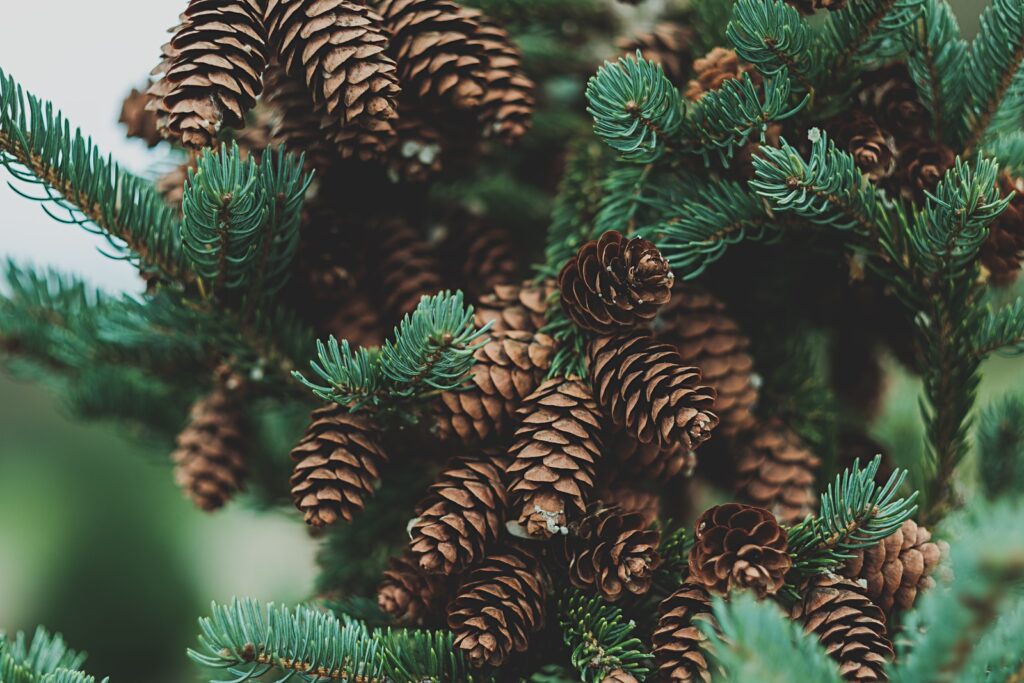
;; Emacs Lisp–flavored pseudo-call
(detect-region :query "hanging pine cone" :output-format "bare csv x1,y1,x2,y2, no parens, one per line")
475,280,553,334
409,452,509,575
371,218,445,320
688,503,791,597
506,378,604,538
735,419,820,524
589,331,718,451
896,142,955,202
618,23,694,87
657,286,758,439
981,174,1024,286
786,0,847,14
684,47,760,101
119,87,163,147
439,218,521,300
289,405,388,527
262,63,333,171
831,111,896,182
653,583,715,683
151,0,269,148
447,545,549,668
559,230,674,334
378,551,448,625
840,519,946,616
471,18,535,143
860,64,928,138
563,505,661,601
436,329,554,443
171,387,247,511
791,575,894,682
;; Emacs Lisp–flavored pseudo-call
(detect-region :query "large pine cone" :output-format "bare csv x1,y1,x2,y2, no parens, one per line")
791,575,893,682
436,329,553,443
150,0,268,148
447,545,548,667
506,378,604,538
119,87,163,147
840,519,946,616
171,387,247,511
409,452,509,575
470,18,535,144
688,503,791,597
289,405,388,527
559,231,674,334
618,23,694,88
563,505,661,601
981,175,1024,286
474,280,553,334
371,218,445,320
378,551,448,625
684,47,759,101
589,331,718,451
657,287,758,440
653,583,715,683
735,420,820,524
895,142,955,203
439,219,521,300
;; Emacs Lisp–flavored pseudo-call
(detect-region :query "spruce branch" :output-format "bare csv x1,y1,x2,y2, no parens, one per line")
541,308,590,380
904,0,967,144
691,0,737,53
543,137,611,278
817,0,924,77
559,590,652,682
727,0,816,94
961,0,1024,152
973,297,1024,357
0,628,105,683
982,130,1024,175
977,394,1024,499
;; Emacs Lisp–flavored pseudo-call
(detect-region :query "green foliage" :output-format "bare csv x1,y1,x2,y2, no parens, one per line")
542,309,590,380
976,394,1024,498
961,0,1024,150
691,0,736,53
973,296,1024,357
815,0,924,77
904,0,967,144
543,137,611,278
558,590,651,682
982,130,1024,174
0,628,105,683
727,0,815,90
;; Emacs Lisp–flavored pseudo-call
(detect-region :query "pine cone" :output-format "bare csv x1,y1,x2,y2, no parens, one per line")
447,545,549,667
409,452,509,575
618,23,694,87
563,505,661,601
289,405,388,527
378,551,448,625
559,230,674,334
262,63,334,171
981,175,1024,286
589,331,718,451
119,87,163,147
688,503,791,597
684,47,759,101
475,280,553,334
735,420,820,524
372,218,445,320
791,575,893,681
506,378,604,538
440,218,521,300
657,287,758,440
171,388,247,511
603,671,639,683
860,64,927,138
606,430,696,481
267,0,400,159
840,519,946,616
831,111,896,182
896,142,955,202
786,0,847,13
436,329,553,443
471,18,535,143
597,484,661,528
152,0,268,147
653,583,715,683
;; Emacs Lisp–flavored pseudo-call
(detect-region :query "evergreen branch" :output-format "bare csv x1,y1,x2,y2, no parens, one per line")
0,629,105,683
953,601,1024,683
962,0,1024,152
727,0,815,93
0,66,185,280
592,159,706,236
904,0,968,144
786,456,918,576
542,307,590,380
973,297,1024,357
981,130,1024,175
253,146,312,297
559,590,652,683
976,394,1024,499
817,0,924,76
691,0,737,53
527,665,581,683
587,53,684,164
378,628,482,683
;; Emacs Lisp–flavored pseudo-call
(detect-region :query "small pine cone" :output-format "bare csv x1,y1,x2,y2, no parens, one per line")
840,519,947,616
372,218,445,319
563,505,661,601
267,0,400,158
688,503,791,597
791,575,893,682
440,219,521,300
474,280,553,334
559,230,674,334
448,545,549,668
119,87,163,147
735,420,821,524
684,47,760,101
171,388,247,511
653,583,715,683
657,287,758,440
409,452,509,575
981,175,1024,286
860,64,928,138
786,0,847,14
154,0,269,147
378,551,448,625
606,430,696,480
289,405,388,527
597,484,661,528
618,23,694,87
262,63,333,171
896,142,955,202
436,330,553,443
589,331,718,451
471,18,535,143
830,111,896,182
506,378,604,538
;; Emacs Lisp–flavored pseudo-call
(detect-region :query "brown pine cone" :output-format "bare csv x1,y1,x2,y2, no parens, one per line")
151,0,268,148
840,519,946,616
589,331,718,451
289,405,388,527
171,387,248,511
447,545,549,667
896,142,955,202
791,575,893,681
267,0,400,160
657,287,758,440
606,430,696,481
262,63,334,171
371,218,445,320
787,0,847,13
120,87,163,147
830,111,896,182
684,47,760,101
378,551,448,625
981,174,1024,286
618,23,694,87
653,583,715,683
563,505,661,601
559,230,674,334
440,219,521,300
436,329,553,443
688,503,791,597
474,280,553,334
409,452,509,575
603,670,639,683
471,18,535,144
860,64,928,138
596,484,662,528
735,420,820,524
506,378,604,538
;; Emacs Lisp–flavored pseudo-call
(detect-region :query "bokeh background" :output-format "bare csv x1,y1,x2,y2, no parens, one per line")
0,0,1000,681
